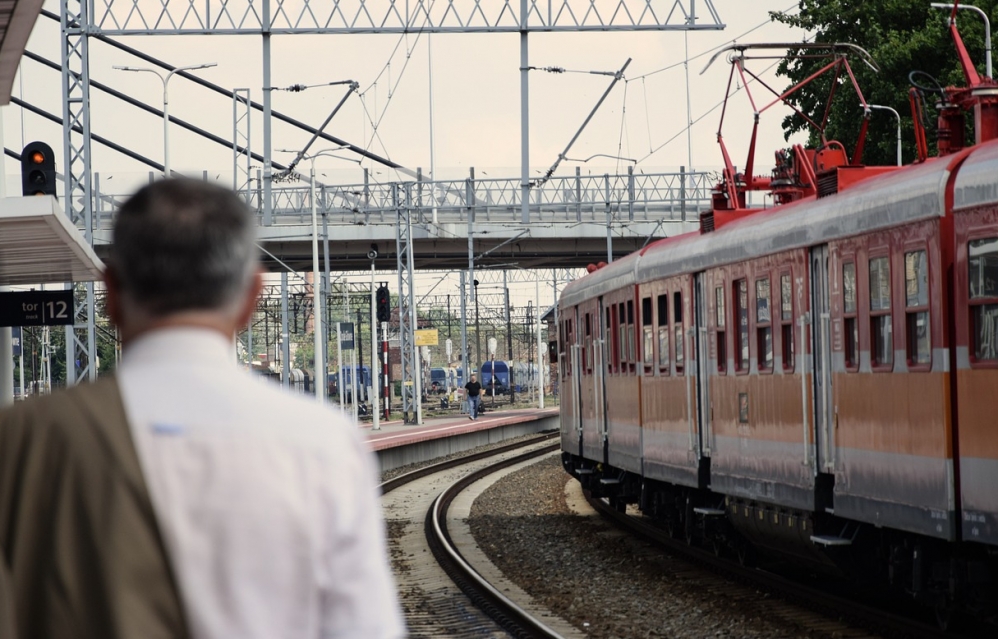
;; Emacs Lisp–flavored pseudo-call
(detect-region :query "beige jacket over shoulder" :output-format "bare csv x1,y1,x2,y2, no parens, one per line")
0,378,189,639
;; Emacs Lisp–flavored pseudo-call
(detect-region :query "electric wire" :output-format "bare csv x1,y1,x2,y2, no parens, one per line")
356,1,439,184
635,51,796,165
616,81,628,175
629,3,799,82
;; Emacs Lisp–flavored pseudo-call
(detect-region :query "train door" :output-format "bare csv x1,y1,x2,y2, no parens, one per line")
570,309,584,456
595,298,608,462
693,272,711,461
809,245,834,472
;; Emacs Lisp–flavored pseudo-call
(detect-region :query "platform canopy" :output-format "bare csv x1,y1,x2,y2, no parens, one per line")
0,196,104,285
0,0,42,105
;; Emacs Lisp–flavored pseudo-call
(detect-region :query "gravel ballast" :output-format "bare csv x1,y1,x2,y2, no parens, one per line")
468,456,871,639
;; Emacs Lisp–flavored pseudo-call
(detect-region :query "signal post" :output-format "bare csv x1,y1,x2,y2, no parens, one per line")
375,283,390,422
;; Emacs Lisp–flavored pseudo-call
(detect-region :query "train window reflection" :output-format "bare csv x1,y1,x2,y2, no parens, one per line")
715,286,726,373
642,298,653,371
618,304,626,372
870,256,892,368
973,305,998,360
905,251,929,307
585,313,593,373
756,278,773,371
605,308,613,373
843,263,857,314
969,237,998,361
735,279,749,371
969,237,998,299
781,273,794,372
673,291,684,374
627,300,636,372
781,274,792,321
657,294,669,373
905,250,930,366
870,257,891,311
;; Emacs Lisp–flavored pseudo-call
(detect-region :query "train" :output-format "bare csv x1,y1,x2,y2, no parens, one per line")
559,31,998,621
327,366,371,402
479,361,546,396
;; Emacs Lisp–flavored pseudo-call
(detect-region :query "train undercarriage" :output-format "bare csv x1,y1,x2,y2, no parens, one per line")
562,452,998,627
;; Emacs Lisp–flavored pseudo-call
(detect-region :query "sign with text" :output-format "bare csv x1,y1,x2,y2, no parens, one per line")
415,329,438,347
11,327,21,356
340,322,355,350
0,291,74,327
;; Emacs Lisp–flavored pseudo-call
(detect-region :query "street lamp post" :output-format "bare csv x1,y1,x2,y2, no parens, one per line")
868,104,902,166
113,63,217,177
931,2,992,78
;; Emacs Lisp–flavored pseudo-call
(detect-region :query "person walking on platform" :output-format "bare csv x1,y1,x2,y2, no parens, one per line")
465,373,482,420
0,179,405,639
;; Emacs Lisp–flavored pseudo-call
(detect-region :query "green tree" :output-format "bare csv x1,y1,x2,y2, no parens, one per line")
772,1,997,165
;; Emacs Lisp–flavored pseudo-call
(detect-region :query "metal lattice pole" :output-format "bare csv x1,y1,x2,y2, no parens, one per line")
232,88,252,202
61,0,97,384
395,183,418,423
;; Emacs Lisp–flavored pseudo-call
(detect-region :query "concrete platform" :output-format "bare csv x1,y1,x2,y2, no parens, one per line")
364,408,560,473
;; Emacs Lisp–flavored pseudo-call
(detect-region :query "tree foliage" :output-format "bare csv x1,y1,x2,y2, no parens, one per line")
772,1,997,165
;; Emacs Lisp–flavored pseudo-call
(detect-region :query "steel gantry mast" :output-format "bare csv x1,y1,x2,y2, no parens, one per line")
61,0,97,384
394,183,419,423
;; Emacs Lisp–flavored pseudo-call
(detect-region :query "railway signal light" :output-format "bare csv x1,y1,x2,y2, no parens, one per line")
21,142,57,197
376,285,391,323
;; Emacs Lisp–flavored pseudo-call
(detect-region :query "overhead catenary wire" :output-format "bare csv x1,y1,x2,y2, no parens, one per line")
37,9,406,173
635,51,795,165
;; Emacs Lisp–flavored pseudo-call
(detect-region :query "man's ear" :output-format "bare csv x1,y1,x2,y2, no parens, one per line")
103,267,124,329
235,270,264,329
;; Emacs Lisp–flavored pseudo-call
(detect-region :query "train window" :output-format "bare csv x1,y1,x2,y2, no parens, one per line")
657,294,670,373
869,256,893,368
618,304,626,373
642,297,653,372
969,237,998,361
673,291,684,374
716,286,726,373
735,279,749,372
780,273,794,372
905,250,930,367
564,320,572,377
756,278,773,371
605,308,613,373
584,313,593,373
627,300,636,373
843,263,859,370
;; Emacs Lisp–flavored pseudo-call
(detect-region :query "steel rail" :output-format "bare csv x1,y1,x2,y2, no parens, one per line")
427,439,562,639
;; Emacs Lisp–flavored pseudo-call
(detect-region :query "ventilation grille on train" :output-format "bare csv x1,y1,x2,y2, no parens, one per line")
816,170,838,198
699,211,715,233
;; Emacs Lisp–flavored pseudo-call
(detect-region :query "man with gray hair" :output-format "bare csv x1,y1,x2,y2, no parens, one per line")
0,179,405,639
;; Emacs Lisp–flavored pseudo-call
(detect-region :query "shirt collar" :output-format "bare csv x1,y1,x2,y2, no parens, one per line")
122,327,235,368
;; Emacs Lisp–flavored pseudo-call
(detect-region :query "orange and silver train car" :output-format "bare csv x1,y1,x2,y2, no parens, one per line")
559,142,998,613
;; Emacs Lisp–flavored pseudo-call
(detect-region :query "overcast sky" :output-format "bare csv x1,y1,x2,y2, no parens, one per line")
5,0,812,195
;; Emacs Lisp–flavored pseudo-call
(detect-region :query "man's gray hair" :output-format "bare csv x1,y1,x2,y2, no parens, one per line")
110,178,258,315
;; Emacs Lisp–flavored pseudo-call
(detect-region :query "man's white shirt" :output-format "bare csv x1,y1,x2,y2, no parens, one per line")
117,328,404,639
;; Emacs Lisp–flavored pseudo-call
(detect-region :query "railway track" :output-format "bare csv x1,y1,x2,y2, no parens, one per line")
585,492,984,639
380,432,566,638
